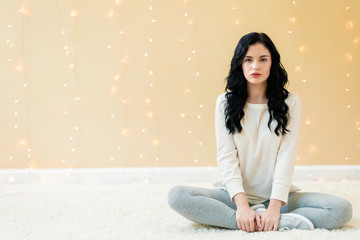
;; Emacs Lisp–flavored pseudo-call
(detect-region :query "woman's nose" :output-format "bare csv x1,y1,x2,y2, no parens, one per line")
252,61,259,70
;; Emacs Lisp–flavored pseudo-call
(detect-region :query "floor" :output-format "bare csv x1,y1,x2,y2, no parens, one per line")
0,181,358,240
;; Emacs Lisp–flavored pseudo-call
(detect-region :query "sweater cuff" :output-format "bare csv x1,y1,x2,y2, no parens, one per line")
270,183,290,204
225,180,245,202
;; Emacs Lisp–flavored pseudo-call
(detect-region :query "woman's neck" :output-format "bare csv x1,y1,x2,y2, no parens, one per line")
247,83,268,104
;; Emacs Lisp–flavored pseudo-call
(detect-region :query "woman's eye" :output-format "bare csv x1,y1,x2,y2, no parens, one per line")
244,59,251,62
260,58,267,62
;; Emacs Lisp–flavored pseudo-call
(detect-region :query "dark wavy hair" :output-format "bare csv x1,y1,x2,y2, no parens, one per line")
224,32,290,136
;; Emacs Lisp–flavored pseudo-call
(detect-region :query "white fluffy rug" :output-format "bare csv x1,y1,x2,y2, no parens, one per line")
0,181,359,240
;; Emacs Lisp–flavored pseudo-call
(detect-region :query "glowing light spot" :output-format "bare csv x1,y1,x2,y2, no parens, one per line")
345,20,354,29
289,17,296,23
8,176,14,183
18,6,29,15
153,139,159,146
345,53,353,62
70,10,78,17
353,37,360,47
108,10,114,18
308,145,317,154
294,66,302,72
298,46,306,53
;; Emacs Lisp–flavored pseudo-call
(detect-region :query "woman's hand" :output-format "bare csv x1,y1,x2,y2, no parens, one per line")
233,193,261,232
258,199,282,231
236,206,261,232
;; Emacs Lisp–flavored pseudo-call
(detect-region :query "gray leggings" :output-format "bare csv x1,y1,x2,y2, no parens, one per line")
168,185,353,230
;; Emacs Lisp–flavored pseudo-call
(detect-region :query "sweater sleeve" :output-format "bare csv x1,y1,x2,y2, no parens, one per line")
215,94,244,202
270,94,301,204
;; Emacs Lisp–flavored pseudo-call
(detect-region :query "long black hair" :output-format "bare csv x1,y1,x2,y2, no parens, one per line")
224,32,290,136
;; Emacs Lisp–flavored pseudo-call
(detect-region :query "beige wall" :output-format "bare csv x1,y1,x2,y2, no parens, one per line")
0,0,359,169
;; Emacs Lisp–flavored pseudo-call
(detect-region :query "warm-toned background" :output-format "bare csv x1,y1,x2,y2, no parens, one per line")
0,0,359,169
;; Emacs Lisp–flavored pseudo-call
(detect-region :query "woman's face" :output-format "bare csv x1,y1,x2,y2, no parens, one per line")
241,43,272,86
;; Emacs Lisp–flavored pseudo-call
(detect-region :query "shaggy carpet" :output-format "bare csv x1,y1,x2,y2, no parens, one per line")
0,181,359,240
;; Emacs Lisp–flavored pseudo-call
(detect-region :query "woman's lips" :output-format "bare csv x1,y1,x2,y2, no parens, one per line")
250,73,262,77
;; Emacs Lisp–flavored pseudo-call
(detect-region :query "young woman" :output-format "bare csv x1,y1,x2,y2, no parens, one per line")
168,32,353,232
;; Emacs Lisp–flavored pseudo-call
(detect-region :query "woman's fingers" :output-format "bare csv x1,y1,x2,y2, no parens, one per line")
256,214,262,231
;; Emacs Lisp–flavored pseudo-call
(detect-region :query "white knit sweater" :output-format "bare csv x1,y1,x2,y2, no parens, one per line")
214,92,301,205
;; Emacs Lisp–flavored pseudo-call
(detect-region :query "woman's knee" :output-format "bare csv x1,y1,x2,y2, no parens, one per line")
336,198,353,227
325,197,353,229
168,185,190,211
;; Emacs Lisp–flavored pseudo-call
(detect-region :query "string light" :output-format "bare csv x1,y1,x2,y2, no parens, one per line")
18,6,29,15
344,53,353,62
70,10,78,17
294,66,302,72
345,20,354,29
153,139,159,146
122,129,128,135
1,0,358,178
353,37,360,47
298,46,306,53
